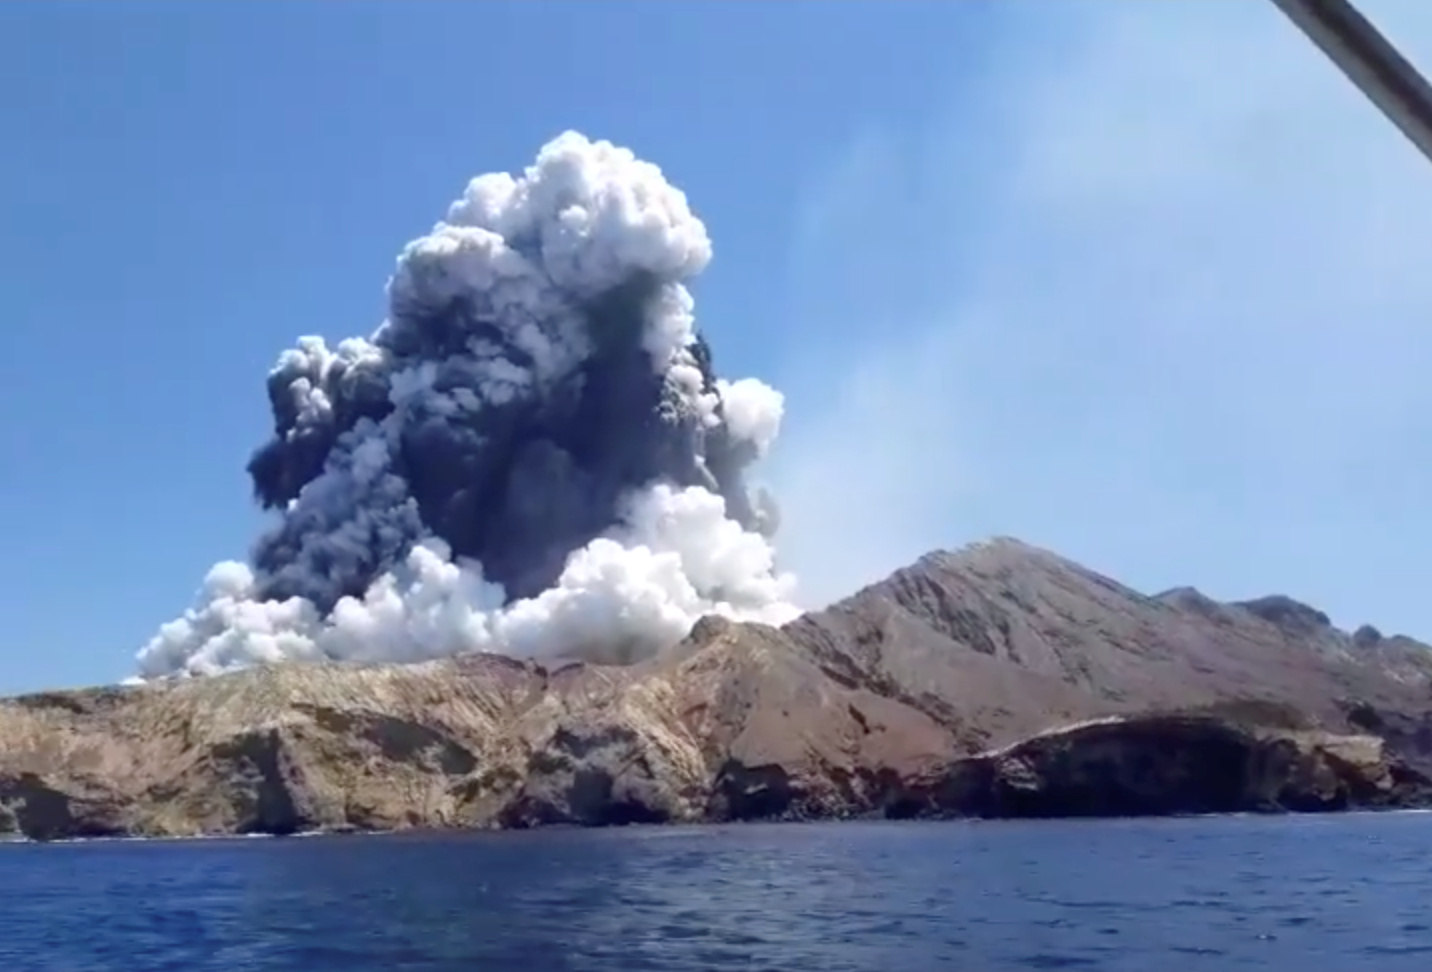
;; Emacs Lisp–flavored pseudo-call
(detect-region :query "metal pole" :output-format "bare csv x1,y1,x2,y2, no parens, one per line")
1269,0,1432,167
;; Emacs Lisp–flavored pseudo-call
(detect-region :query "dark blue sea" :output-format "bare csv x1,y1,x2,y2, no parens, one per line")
4,813,1432,971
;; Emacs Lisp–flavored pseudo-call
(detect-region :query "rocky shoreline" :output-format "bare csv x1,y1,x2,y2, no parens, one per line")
3,704,1423,842
6,538,1432,842
1,664,1426,842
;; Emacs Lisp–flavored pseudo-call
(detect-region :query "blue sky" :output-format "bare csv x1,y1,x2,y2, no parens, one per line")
3,0,1432,693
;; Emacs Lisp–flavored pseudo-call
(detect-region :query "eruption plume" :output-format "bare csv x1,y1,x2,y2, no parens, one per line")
137,132,796,679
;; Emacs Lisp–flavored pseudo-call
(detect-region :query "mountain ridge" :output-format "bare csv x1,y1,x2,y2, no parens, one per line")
4,536,1431,839
787,536,1432,756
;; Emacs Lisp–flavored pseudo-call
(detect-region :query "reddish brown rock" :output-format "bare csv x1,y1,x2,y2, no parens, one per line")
2,538,1430,840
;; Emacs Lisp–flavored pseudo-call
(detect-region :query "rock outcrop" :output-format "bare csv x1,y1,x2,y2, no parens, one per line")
896,716,1428,819
3,538,1431,839
786,539,1432,771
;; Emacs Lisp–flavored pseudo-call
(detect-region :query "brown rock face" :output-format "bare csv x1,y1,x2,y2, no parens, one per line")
893,716,1426,819
3,538,1430,839
785,539,1432,769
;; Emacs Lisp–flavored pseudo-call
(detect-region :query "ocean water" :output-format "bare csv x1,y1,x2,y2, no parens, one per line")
4,814,1432,971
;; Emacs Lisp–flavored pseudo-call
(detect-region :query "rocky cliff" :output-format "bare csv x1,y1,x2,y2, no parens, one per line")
3,538,1430,839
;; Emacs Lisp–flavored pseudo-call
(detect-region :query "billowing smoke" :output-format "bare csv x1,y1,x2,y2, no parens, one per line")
136,132,797,679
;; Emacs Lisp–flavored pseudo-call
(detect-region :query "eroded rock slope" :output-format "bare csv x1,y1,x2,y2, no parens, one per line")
4,538,1430,839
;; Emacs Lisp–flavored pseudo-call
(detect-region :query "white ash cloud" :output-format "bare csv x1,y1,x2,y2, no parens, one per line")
137,132,794,679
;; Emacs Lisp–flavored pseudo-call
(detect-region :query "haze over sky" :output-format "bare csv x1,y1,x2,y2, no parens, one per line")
3,0,1432,693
